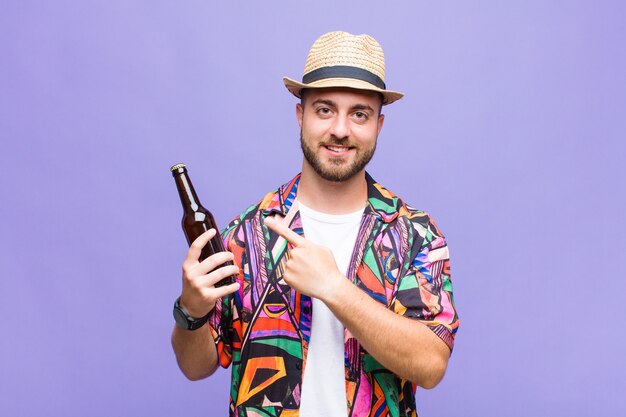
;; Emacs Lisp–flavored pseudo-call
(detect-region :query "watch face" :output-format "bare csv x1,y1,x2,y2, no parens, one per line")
173,307,190,329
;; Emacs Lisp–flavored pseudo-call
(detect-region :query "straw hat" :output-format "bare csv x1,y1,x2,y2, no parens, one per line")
283,31,404,105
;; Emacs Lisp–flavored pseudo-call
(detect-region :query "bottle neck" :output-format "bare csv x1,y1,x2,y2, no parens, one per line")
173,169,202,212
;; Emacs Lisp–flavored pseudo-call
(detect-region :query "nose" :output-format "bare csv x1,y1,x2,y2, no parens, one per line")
329,114,350,139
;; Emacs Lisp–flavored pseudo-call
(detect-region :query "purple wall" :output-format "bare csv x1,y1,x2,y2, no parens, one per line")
2,1,625,416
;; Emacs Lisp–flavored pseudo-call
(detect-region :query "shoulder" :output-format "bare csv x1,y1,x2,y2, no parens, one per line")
368,177,437,226
401,202,445,242
369,178,446,244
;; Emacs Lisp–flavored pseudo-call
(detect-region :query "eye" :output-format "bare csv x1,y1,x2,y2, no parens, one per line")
316,107,333,117
353,111,369,121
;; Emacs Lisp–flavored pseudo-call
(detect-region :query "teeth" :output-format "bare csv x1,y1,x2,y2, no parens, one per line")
327,146,347,152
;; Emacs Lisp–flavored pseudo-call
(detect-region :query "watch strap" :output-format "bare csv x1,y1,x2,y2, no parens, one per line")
173,296,209,331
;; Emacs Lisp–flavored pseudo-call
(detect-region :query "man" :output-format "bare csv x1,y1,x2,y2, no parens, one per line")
171,31,459,416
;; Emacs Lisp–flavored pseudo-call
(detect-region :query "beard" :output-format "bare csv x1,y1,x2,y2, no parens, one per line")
300,132,377,183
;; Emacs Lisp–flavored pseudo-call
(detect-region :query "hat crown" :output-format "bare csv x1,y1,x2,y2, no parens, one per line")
282,31,404,105
303,31,386,82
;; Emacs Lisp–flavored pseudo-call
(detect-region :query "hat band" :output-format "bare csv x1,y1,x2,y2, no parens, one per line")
302,65,386,90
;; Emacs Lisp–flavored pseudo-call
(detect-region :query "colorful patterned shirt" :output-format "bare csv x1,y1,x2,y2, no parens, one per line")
209,173,459,417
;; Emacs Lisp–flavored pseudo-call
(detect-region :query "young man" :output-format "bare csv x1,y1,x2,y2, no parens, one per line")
172,31,459,416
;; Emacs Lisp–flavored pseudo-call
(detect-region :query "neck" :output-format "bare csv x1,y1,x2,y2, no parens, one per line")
297,162,368,214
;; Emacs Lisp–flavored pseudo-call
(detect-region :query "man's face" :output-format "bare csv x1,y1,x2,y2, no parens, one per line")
297,87,385,183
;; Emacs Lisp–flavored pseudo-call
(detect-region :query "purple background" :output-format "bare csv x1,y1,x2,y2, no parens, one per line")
2,1,625,416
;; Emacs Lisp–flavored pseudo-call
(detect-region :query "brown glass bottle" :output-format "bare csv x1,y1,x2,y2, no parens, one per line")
171,163,235,287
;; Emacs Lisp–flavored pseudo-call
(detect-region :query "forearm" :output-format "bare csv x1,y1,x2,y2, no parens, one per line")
171,324,219,381
172,229,240,381
323,277,450,389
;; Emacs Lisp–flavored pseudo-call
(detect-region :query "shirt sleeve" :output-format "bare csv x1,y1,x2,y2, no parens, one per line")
208,219,242,369
392,215,459,351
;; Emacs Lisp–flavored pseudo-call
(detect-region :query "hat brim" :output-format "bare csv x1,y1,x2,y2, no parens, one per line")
283,76,404,105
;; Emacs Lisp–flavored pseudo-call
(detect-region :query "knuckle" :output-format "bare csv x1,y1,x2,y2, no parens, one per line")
188,277,203,292
215,267,231,282
182,262,194,274
215,267,228,279
201,288,216,303
187,280,198,292
204,257,219,272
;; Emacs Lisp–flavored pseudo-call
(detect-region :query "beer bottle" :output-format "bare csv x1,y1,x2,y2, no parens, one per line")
170,163,235,287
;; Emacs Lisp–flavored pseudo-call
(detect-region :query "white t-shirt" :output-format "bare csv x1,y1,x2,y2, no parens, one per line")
297,200,364,417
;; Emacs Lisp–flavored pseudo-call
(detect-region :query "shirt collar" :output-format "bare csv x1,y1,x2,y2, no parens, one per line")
260,172,402,223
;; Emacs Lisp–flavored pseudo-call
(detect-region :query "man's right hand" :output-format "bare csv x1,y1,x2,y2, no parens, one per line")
179,228,240,319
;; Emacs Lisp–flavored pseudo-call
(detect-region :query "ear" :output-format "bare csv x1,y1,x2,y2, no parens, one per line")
377,113,385,135
296,103,304,129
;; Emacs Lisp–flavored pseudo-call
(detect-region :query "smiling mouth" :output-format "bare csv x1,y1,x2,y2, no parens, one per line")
324,144,354,153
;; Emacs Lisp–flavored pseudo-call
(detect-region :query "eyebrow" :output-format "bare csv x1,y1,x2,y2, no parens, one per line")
311,98,336,108
351,104,375,113
311,99,375,113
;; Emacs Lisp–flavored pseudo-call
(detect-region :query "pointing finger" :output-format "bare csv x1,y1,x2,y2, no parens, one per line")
264,216,307,248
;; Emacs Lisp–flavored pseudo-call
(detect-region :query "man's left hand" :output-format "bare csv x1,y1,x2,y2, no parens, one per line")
264,216,344,301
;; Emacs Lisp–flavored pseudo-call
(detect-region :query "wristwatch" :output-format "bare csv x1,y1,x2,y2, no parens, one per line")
173,297,209,331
